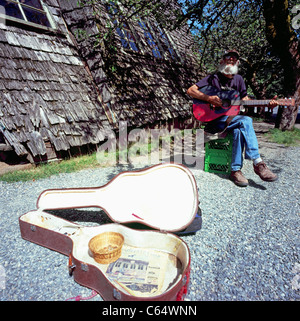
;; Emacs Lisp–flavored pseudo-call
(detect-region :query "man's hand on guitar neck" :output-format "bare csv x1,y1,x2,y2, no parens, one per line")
268,95,278,109
242,95,278,109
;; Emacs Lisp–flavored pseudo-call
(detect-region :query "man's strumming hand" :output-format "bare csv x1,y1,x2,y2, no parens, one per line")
207,95,222,107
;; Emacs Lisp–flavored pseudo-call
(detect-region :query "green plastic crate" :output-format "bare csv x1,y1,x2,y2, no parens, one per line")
205,134,233,152
204,150,232,174
204,134,233,174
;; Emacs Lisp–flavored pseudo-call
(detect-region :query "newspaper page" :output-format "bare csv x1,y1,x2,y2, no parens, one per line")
105,245,181,297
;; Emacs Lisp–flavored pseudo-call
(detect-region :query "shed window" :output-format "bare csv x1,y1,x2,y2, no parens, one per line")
115,20,139,51
105,3,179,60
156,24,179,60
107,2,139,52
0,0,55,30
139,20,162,58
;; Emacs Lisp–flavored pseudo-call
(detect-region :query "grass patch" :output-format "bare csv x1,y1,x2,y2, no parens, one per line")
0,140,157,183
265,127,300,146
0,129,197,183
0,152,101,183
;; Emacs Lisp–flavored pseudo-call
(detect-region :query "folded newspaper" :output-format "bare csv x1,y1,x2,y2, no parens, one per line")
105,245,182,297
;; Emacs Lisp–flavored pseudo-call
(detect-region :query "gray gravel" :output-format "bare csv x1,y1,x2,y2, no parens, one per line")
0,143,299,301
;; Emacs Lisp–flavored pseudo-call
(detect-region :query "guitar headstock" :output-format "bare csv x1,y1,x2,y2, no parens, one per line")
277,98,295,106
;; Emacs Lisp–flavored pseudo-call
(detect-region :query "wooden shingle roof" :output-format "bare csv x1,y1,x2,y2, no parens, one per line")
0,0,201,162
0,25,111,158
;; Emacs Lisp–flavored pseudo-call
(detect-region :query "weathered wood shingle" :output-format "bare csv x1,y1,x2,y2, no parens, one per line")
0,8,111,160
0,0,201,162
59,0,201,129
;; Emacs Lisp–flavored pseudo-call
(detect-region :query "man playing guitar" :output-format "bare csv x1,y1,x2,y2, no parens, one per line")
187,49,278,187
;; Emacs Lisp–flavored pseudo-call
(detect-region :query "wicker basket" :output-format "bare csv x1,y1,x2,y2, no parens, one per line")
88,232,124,264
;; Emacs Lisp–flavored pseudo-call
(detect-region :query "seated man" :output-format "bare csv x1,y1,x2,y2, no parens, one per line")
187,49,278,187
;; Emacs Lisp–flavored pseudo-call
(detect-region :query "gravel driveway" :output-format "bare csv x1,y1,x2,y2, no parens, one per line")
0,136,299,301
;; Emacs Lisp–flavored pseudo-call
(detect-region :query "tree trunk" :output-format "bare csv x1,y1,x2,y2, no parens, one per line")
263,0,300,130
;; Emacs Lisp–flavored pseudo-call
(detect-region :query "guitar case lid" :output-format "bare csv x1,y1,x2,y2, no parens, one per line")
37,163,199,233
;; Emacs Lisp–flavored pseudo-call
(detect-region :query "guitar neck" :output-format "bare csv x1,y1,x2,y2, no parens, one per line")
241,99,294,106
242,100,271,106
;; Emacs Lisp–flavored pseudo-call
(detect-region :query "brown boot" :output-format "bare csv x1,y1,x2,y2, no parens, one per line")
253,162,278,182
229,170,249,187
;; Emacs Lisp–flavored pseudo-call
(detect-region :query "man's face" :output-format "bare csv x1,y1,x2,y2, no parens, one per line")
218,54,239,76
223,54,238,66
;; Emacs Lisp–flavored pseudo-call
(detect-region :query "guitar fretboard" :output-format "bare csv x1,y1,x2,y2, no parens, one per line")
241,99,294,106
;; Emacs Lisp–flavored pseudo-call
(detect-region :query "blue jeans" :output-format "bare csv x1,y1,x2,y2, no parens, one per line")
212,115,260,171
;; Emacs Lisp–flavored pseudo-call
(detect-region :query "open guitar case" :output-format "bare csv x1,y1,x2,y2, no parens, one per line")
19,163,202,301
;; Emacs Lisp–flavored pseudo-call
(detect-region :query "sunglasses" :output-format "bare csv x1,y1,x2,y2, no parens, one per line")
223,54,238,60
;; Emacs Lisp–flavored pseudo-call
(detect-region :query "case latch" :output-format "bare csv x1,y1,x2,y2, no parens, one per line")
113,288,121,300
68,254,76,276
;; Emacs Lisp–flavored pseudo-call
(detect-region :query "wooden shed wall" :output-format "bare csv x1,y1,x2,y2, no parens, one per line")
0,0,111,161
60,0,201,128
0,0,201,163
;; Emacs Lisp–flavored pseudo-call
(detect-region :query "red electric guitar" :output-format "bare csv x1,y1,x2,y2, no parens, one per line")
193,85,295,122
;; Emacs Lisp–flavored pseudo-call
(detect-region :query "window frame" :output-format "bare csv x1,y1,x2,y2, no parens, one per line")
0,0,57,32
106,2,140,53
105,4,180,61
138,19,162,59
115,19,139,52
153,22,180,61
103,1,182,61
138,18,181,61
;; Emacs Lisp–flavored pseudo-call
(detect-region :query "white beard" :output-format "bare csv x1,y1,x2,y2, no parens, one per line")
218,62,239,76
